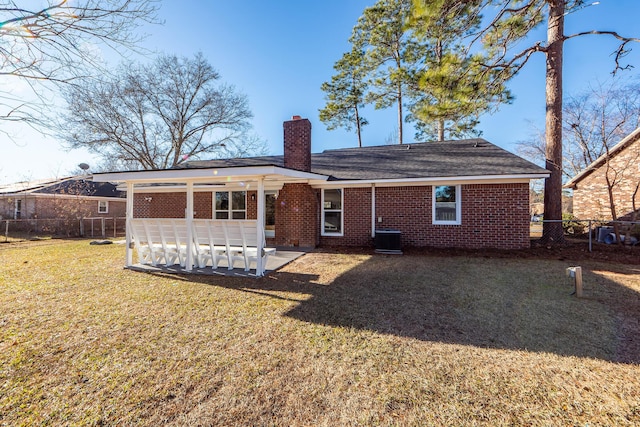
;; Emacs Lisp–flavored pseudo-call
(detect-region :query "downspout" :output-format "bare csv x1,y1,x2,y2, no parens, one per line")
185,181,194,271
125,182,134,267
371,183,376,238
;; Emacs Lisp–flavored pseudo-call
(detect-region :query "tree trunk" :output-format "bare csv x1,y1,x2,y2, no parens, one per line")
355,105,363,148
438,119,445,141
542,0,565,244
398,82,404,144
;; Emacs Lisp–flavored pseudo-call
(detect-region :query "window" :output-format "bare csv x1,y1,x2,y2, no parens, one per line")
98,200,109,214
433,185,461,225
215,191,246,219
322,188,343,236
14,199,21,219
265,192,276,238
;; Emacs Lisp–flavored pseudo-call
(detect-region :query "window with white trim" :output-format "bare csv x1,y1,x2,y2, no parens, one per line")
215,191,246,219
322,188,343,236
433,185,461,225
98,200,109,214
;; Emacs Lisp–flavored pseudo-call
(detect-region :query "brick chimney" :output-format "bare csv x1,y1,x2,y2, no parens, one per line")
283,115,311,172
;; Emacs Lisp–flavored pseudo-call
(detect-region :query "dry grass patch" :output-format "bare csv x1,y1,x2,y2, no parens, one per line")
0,241,639,425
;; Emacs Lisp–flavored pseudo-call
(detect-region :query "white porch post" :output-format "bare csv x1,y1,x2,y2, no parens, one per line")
371,183,376,238
256,176,265,276
125,182,134,267
185,181,194,271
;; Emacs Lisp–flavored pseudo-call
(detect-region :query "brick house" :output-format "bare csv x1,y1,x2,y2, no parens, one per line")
94,115,548,266
0,176,126,221
565,127,640,220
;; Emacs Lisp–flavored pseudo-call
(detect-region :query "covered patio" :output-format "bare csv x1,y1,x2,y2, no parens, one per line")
93,165,328,277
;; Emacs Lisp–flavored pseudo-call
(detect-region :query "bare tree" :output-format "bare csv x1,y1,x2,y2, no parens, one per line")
0,0,159,128
59,53,260,170
517,78,640,179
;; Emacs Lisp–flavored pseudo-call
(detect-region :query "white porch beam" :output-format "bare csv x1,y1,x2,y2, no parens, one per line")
125,182,134,267
185,181,194,272
256,176,265,277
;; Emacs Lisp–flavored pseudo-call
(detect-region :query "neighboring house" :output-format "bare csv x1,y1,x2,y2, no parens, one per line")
0,175,126,221
565,127,640,221
94,115,548,268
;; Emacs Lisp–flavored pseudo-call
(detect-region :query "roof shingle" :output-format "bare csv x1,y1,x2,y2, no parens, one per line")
179,138,547,181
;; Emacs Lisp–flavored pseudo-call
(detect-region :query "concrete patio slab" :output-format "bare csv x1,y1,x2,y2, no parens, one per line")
127,247,310,277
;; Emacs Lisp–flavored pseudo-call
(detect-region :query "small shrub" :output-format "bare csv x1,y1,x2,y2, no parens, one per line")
562,213,585,235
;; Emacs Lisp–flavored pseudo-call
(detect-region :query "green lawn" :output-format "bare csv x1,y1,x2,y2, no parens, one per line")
1,240,639,425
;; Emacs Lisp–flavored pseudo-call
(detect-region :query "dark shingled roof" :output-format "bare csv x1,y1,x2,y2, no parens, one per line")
0,176,124,197
34,179,125,198
178,139,547,181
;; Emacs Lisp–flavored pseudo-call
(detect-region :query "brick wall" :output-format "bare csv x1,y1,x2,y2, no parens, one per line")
572,140,640,220
283,116,311,172
133,191,257,220
133,183,530,250
274,183,318,247
320,187,373,247
320,183,531,250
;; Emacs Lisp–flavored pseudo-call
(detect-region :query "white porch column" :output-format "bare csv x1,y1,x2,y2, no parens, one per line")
371,183,376,238
256,176,265,276
125,181,134,267
185,181,194,271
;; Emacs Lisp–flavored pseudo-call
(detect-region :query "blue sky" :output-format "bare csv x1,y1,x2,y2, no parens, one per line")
2,0,640,183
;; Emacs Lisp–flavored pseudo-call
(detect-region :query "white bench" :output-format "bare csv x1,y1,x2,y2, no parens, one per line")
130,218,275,274
192,219,227,269
130,218,171,266
224,220,276,274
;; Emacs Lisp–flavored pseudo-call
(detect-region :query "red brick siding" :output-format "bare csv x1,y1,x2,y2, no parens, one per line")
134,191,256,220
320,187,373,247
283,118,312,172
320,184,530,250
274,183,318,247
247,191,257,220
572,138,640,220
137,183,530,250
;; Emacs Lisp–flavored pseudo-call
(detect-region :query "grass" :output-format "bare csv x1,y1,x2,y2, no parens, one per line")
1,240,639,425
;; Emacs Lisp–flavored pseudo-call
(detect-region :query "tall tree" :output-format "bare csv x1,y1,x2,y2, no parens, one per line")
411,0,640,243
0,0,159,129
351,0,425,145
59,53,257,170
409,1,512,141
319,48,369,147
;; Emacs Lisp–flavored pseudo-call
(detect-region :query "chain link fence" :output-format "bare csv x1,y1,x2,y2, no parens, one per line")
531,218,640,251
1,217,126,242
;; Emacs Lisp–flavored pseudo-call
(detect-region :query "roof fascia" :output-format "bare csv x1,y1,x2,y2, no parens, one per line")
128,182,286,193
309,174,550,188
93,165,328,184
